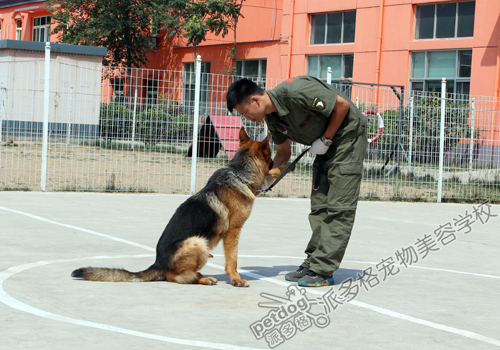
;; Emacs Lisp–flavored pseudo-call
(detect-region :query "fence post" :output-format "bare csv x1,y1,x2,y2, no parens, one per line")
0,81,5,145
41,42,51,192
437,78,446,203
469,98,475,174
66,85,73,145
327,67,332,85
408,96,414,166
132,89,138,150
190,55,202,194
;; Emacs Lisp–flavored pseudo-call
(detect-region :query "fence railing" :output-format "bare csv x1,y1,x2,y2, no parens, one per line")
1,48,499,203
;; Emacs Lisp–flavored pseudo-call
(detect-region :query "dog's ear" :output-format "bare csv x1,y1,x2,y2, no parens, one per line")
239,127,251,146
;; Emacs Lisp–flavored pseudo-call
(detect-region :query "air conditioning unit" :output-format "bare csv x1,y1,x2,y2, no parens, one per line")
145,38,158,51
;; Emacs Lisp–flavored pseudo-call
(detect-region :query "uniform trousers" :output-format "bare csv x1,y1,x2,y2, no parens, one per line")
301,116,368,276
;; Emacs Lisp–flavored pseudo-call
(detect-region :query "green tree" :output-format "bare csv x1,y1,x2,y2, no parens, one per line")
223,0,245,76
48,0,162,67
164,0,244,64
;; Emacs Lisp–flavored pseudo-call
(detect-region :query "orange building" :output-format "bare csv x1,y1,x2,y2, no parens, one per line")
148,0,498,101
2,0,498,98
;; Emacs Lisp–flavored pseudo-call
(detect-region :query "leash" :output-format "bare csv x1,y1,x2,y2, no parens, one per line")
259,147,311,194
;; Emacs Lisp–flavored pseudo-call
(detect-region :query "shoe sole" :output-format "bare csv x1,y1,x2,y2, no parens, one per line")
298,278,334,287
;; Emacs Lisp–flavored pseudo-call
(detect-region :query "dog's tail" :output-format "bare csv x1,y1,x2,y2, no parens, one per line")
71,266,165,282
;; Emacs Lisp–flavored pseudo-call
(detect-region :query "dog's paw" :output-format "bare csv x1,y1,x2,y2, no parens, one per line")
231,278,249,287
266,162,294,183
199,277,218,285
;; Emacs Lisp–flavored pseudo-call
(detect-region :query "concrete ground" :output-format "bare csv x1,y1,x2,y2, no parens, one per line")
0,191,499,350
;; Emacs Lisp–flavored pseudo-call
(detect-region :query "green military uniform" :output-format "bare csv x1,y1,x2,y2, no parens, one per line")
265,75,368,277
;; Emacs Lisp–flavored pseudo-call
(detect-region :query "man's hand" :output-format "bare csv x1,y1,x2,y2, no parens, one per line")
308,138,329,155
273,139,292,168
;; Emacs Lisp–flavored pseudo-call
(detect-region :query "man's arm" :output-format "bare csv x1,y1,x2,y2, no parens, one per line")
272,139,291,168
323,95,350,140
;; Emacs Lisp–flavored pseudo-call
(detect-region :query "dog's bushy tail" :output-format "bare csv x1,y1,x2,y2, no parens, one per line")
71,266,164,282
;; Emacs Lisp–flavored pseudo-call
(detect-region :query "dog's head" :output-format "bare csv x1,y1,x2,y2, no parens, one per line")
238,127,273,173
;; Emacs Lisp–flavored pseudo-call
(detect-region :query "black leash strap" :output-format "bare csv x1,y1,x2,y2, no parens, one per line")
312,154,328,191
259,147,311,194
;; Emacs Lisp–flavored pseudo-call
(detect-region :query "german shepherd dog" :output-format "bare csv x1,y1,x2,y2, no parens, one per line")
72,127,288,287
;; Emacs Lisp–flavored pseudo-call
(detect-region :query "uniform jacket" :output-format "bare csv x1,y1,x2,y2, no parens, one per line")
265,75,365,146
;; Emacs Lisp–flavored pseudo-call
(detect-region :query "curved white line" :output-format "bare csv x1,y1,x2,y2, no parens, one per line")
2,206,500,347
0,255,265,350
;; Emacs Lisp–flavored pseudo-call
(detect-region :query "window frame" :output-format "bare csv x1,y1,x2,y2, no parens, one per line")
32,16,51,42
145,79,158,107
306,54,354,83
235,59,267,88
183,62,211,113
112,79,125,104
410,49,472,97
414,1,475,40
16,19,22,40
310,10,356,45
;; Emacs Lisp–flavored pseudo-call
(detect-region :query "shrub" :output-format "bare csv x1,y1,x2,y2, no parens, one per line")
99,104,134,140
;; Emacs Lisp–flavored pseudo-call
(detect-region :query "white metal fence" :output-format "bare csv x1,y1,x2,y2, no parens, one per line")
1,50,499,203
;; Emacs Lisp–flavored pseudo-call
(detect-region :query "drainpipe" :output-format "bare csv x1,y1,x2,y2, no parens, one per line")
495,21,500,98
375,0,386,94
493,16,500,150
287,0,295,79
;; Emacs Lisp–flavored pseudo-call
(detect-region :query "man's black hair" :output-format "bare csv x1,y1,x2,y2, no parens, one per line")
226,79,264,113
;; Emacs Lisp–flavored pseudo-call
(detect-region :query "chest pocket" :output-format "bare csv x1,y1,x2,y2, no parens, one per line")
291,114,326,145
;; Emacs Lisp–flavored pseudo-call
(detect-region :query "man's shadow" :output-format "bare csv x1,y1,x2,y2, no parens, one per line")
209,265,365,285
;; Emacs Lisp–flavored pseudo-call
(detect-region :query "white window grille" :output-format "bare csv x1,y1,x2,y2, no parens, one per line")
33,16,51,42
310,11,356,45
415,1,475,40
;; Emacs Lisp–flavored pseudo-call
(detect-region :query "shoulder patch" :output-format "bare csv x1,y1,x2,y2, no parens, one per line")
312,97,325,110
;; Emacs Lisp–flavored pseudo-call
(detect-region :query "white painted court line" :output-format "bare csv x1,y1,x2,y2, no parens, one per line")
0,206,155,252
0,256,265,350
2,206,500,347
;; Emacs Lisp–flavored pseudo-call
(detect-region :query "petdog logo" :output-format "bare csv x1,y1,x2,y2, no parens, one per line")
250,285,330,348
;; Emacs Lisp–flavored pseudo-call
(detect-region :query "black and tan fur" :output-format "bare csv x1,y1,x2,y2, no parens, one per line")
71,127,289,287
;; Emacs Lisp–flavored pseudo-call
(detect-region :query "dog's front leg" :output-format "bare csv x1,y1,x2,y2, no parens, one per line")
223,227,249,287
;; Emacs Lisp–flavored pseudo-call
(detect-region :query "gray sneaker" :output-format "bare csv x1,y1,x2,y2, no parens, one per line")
285,266,310,282
298,270,334,287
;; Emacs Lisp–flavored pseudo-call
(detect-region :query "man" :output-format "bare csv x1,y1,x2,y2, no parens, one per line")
226,76,367,287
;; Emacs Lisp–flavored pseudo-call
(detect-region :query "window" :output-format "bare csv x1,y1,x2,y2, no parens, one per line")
150,17,161,37
415,1,475,40
307,54,354,82
16,19,22,40
410,50,472,96
236,59,267,88
33,16,51,42
112,80,125,104
310,11,356,45
145,79,158,106
183,62,211,114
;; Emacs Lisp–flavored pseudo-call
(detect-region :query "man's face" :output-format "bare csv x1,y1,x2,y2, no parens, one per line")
234,97,265,123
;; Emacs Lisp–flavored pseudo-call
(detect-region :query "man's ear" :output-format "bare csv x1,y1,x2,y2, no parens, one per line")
239,126,250,146
251,95,260,107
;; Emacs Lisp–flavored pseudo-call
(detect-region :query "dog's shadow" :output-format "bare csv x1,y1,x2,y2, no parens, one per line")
207,265,365,285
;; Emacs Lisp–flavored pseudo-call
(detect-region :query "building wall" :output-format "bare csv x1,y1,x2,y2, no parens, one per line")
145,0,284,77
279,0,500,98
1,0,500,99
0,1,55,42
